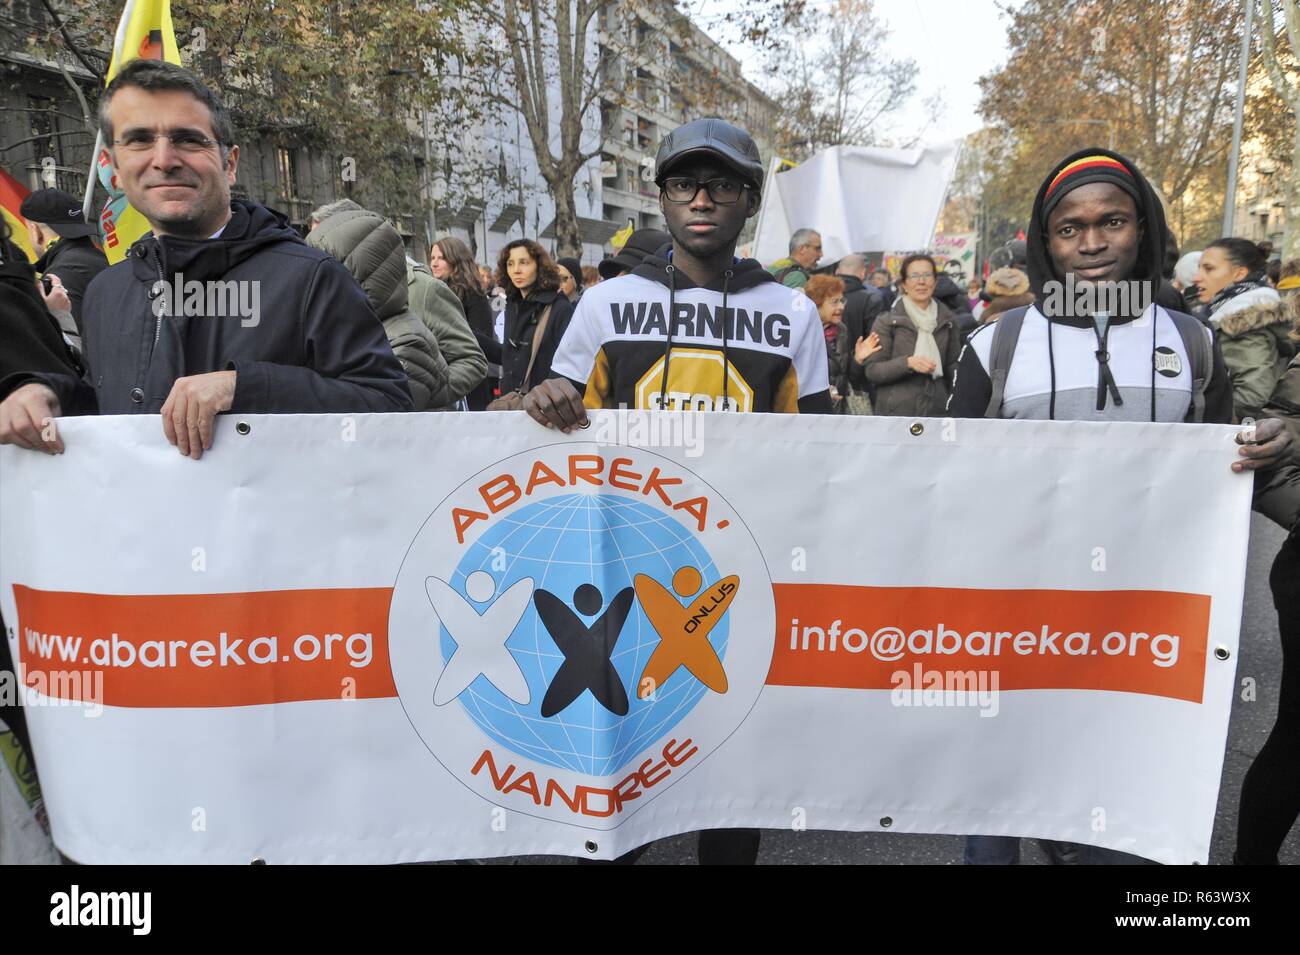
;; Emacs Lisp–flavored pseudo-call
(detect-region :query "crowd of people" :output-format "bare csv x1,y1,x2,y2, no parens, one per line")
1,58,1299,865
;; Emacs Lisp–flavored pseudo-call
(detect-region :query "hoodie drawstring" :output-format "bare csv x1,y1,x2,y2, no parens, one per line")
721,268,733,411
657,263,737,412
658,264,677,410
1150,307,1158,422
1092,320,1123,412
1047,319,1057,421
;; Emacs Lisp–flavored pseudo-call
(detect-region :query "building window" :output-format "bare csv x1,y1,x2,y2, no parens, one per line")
276,147,299,201
27,95,61,165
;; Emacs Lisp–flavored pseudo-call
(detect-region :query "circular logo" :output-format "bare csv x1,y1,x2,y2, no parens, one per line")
1154,345,1183,378
388,443,774,828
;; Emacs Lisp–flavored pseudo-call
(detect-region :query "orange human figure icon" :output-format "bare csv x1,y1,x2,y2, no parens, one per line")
634,566,739,698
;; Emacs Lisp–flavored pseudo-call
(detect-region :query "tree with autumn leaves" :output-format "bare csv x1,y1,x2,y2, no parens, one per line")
974,0,1246,252
5,1,490,224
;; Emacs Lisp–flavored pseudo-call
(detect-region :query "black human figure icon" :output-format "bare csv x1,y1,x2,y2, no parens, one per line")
535,583,635,718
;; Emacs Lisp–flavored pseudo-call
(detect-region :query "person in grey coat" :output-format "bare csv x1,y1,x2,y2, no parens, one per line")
863,253,962,417
307,203,449,411
406,257,487,408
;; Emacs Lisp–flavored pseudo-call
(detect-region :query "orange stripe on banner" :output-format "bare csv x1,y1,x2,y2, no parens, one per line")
12,585,397,707
767,584,1210,703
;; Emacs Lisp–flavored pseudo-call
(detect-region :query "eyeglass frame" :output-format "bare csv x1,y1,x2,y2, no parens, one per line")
111,128,229,154
658,175,755,205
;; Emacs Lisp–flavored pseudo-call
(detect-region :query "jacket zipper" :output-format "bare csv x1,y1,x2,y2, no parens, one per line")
146,244,165,361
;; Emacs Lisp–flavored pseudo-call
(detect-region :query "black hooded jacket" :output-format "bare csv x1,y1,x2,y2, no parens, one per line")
548,249,832,413
33,234,108,333
2,200,412,415
838,273,886,392
933,273,975,335
0,232,79,383
948,147,1233,424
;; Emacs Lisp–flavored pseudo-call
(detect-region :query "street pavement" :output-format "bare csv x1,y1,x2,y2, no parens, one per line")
498,513,1296,865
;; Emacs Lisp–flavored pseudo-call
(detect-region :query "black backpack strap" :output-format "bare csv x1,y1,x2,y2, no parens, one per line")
1167,309,1211,423
984,306,1031,418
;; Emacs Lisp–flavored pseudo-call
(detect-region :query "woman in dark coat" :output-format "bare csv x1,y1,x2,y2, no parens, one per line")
862,253,961,417
491,238,574,407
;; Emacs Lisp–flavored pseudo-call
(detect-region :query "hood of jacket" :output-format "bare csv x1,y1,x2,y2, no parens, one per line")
1027,147,1168,329
1213,285,1282,327
933,272,972,315
839,274,865,295
632,250,778,293
127,199,303,287
1217,293,1295,339
305,208,408,319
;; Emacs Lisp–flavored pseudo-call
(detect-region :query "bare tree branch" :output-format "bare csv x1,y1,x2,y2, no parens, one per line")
38,0,104,82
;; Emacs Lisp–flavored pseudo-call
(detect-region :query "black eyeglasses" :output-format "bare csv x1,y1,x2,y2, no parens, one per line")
661,176,750,204
112,130,224,153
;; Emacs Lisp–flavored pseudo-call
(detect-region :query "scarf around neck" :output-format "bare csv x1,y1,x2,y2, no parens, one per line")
901,295,943,378
1210,276,1269,315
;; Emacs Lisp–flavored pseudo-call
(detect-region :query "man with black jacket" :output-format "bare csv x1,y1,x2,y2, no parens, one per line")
0,217,81,767
836,253,887,401
20,187,109,335
0,60,410,460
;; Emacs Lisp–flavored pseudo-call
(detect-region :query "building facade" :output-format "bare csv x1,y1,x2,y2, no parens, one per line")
3,2,781,272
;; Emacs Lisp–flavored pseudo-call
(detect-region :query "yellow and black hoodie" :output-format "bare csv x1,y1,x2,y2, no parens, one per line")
550,249,831,413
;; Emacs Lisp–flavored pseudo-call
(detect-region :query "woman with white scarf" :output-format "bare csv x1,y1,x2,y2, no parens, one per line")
862,253,962,417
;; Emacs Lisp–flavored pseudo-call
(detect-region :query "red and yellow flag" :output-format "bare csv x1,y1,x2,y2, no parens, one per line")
0,167,36,263
93,0,183,264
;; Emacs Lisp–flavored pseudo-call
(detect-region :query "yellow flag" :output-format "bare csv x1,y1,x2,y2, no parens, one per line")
610,218,635,251
94,0,183,264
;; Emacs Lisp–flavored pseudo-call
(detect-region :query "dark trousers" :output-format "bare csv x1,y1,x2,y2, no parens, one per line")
1237,534,1300,863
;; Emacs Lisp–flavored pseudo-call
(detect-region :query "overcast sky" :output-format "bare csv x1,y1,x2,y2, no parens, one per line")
691,0,1017,147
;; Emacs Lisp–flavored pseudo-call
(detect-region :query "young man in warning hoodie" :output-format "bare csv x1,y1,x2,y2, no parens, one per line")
523,117,831,428
948,147,1300,864
523,118,829,864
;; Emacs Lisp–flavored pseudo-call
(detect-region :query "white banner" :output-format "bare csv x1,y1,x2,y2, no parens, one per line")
752,142,963,266
0,412,1251,863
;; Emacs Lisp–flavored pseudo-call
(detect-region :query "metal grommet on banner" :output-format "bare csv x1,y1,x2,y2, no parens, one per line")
250,857,266,865
879,816,893,828
235,421,252,436
578,418,591,430
584,840,598,853
1214,646,1231,661
909,422,924,436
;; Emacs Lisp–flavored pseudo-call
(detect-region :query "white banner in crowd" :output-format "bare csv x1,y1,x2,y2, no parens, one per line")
751,141,963,265
0,412,1251,864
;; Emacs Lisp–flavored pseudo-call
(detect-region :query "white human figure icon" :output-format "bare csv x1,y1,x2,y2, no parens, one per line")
425,571,533,706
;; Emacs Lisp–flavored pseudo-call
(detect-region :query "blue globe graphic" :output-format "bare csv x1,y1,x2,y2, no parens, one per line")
440,492,728,777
